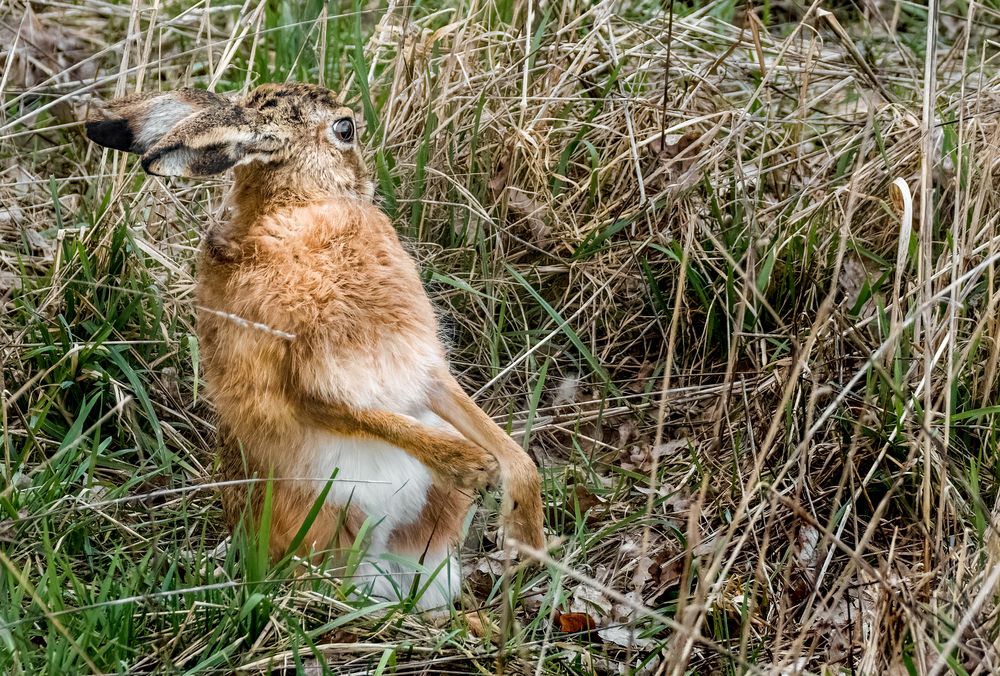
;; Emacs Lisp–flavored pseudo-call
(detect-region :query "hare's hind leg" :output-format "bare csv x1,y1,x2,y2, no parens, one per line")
348,551,463,611
375,484,474,610
218,437,353,561
263,480,354,561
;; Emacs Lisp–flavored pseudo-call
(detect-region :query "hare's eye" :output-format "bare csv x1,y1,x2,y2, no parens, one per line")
332,118,354,144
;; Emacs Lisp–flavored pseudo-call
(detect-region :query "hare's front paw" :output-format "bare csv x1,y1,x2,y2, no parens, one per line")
438,444,500,492
501,463,545,550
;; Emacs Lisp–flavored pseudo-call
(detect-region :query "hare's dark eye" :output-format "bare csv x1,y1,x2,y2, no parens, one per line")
332,118,354,143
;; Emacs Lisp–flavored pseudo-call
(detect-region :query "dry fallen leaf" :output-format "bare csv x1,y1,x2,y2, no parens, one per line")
808,589,868,667
570,584,614,618
571,483,603,514
648,130,702,178
598,625,654,649
621,439,688,472
839,254,878,318
631,549,684,602
487,160,510,194
368,14,464,63
632,556,654,591
0,270,21,297
786,523,820,604
629,361,655,393
472,549,509,576
617,420,639,447
649,553,684,597
505,187,549,242
464,549,510,598
488,162,550,244
25,228,54,257
555,611,598,637
0,206,24,225
795,524,820,576
650,130,699,160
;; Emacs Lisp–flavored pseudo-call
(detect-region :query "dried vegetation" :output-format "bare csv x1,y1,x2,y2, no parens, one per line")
2,0,1000,673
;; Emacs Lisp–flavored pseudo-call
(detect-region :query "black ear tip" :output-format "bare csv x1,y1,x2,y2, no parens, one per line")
85,118,135,153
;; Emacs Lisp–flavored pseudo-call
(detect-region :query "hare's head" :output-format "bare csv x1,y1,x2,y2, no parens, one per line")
86,83,373,204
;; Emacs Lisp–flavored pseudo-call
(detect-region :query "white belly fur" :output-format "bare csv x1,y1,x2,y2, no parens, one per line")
304,410,464,610
310,434,433,539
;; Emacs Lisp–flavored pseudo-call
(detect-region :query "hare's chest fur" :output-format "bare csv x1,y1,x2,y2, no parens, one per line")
305,333,444,412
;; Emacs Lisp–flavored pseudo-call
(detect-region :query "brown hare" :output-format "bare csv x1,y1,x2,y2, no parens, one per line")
85,82,545,610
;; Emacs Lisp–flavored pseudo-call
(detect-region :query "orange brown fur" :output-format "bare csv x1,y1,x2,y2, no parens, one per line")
86,82,544,609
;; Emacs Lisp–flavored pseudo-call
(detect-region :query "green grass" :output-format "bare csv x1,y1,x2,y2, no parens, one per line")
4,0,1000,673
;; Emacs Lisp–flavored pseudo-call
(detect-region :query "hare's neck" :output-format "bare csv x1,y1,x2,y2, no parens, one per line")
229,163,372,219
205,165,371,262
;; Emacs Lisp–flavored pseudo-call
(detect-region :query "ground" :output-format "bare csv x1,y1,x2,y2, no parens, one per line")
2,0,1000,673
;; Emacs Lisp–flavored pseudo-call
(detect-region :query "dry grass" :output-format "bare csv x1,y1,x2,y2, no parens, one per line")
3,0,1000,673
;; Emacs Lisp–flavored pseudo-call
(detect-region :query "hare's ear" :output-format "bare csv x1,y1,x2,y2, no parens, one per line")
85,88,287,177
